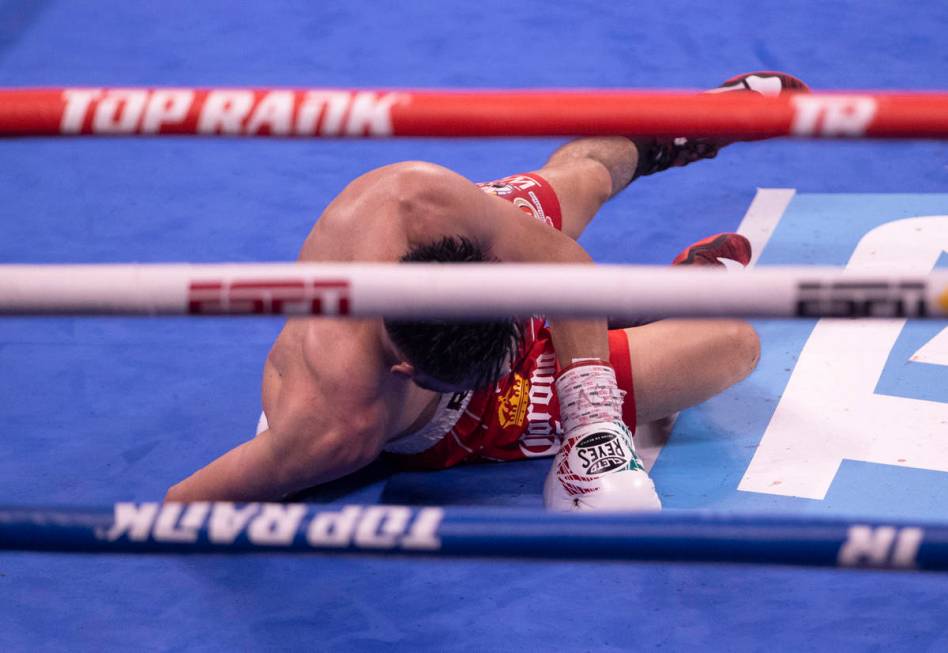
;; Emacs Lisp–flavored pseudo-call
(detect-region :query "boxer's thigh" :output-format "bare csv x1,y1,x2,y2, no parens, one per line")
622,319,761,423
530,158,613,240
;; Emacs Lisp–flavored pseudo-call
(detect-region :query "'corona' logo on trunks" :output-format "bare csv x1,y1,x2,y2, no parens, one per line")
574,431,628,475
188,278,351,315
59,88,407,136
518,352,561,457
497,372,529,428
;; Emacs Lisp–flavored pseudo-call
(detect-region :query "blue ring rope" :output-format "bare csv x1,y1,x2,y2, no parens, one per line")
1,503,945,571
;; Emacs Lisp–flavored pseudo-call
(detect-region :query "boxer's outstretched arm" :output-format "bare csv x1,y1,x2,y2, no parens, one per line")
165,430,296,502
165,404,387,502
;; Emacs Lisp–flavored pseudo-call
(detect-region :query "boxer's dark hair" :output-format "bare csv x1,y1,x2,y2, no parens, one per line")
385,236,524,390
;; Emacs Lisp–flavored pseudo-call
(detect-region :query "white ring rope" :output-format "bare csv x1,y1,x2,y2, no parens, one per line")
0,263,945,319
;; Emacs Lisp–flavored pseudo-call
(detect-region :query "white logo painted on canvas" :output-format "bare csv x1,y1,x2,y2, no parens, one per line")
740,215,948,500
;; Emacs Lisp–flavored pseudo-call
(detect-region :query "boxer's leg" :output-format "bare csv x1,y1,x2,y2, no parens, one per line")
530,72,808,241
619,319,760,423
531,137,639,240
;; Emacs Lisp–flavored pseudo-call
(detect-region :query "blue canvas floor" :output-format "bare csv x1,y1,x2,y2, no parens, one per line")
2,1,948,650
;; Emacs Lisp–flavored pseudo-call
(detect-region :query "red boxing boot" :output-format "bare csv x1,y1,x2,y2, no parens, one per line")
672,232,752,267
634,71,810,178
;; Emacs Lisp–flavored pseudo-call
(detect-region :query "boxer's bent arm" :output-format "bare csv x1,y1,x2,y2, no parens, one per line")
446,179,611,366
164,418,385,502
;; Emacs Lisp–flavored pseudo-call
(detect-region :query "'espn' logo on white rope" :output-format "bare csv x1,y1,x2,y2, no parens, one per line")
188,278,351,315
795,280,929,318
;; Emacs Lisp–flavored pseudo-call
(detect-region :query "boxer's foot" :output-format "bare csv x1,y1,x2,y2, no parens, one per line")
672,232,752,267
634,71,810,178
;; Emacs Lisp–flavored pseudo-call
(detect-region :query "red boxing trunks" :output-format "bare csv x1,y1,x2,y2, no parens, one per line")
384,173,637,469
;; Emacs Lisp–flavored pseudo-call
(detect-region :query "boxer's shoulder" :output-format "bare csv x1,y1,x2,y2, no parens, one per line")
266,319,396,436
341,161,472,214
303,161,482,261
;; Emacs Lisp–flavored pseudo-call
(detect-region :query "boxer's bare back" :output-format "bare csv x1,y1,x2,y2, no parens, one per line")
166,130,763,504
166,73,807,506
167,156,612,501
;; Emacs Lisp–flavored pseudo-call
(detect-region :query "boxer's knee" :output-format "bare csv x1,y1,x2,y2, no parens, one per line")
718,320,760,384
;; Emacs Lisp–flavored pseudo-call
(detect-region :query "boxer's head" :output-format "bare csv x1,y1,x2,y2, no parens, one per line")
384,236,523,392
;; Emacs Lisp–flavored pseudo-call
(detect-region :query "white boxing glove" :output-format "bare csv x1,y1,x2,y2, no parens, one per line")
543,360,661,511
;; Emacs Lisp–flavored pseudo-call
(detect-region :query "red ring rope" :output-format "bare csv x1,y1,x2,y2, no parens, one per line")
0,87,946,138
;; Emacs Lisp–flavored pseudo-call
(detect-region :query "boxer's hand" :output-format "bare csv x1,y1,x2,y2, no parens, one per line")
544,360,661,511
543,420,660,511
